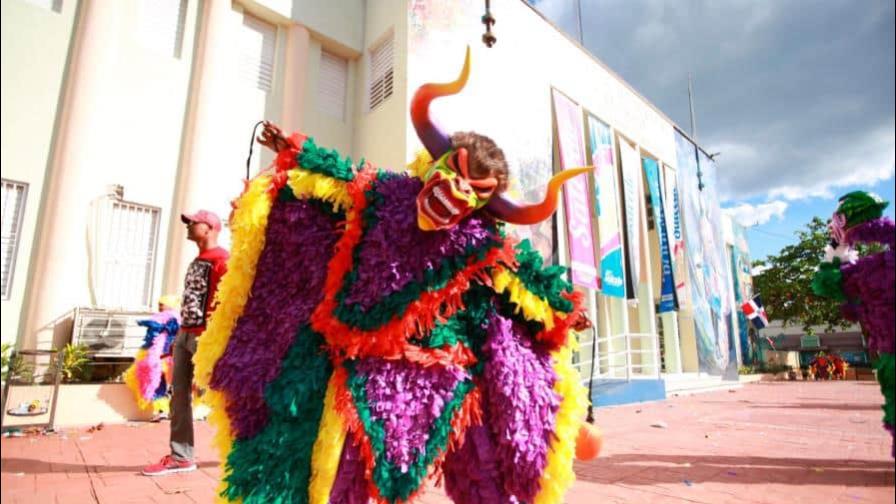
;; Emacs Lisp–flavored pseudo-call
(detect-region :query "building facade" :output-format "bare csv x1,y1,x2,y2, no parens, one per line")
2,0,750,405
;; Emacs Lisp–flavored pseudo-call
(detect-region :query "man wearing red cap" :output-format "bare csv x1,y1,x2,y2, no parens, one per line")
143,209,229,476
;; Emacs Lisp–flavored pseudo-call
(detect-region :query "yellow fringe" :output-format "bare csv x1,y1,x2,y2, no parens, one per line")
151,396,170,414
533,331,588,504
492,268,557,330
308,373,348,504
192,174,273,504
123,350,151,411
287,169,353,212
406,150,433,179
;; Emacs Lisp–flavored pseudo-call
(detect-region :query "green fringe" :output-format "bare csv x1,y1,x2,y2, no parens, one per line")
223,326,333,504
875,353,895,427
811,259,846,301
297,137,356,182
512,240,574,313
346,361,474,503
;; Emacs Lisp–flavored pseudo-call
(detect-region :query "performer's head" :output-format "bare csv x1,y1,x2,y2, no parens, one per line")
181,209,221,249
158,294,180,312
410,47,590,231
830,191,889,245
416,132,510,231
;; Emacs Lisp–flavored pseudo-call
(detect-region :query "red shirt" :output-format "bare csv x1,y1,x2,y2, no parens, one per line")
180,246,229,334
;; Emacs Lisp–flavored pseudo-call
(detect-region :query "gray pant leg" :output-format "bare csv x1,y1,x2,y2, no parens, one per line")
170,331,196,461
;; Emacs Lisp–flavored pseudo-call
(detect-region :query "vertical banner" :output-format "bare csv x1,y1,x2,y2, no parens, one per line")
552,89,599,289
587,115,626,298
643,157,677,312
662,164,689,309
674,130,735,376
618,138,642,300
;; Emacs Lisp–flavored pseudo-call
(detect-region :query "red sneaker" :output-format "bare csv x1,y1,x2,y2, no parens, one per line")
141,455,197,476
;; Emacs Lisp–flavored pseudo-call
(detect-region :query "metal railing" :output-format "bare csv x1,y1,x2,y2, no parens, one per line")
594,332,661,380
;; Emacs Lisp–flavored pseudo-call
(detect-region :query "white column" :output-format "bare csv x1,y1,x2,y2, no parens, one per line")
280,23,311,134
162,0,232,294
20,0,123,351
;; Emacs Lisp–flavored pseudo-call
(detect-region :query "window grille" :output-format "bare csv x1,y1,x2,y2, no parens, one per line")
319,50,348,120
92,198,160,309
1,179,28,300
136,0,188,59
239,14,277,93
368,34,394,111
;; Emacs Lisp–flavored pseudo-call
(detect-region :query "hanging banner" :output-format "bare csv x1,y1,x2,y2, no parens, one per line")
618,138,642,300
643,157,676,312
552,89,599,289
662,164,689,309
587,115,626,298
674,130,735,376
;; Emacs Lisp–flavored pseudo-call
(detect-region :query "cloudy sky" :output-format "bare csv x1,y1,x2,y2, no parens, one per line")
529,0,895,261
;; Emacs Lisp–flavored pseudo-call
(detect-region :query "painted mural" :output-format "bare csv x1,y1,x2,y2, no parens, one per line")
729,220,754,364
674,131,736,375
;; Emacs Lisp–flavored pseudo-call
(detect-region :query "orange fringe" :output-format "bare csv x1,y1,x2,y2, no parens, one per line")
311,169,516,366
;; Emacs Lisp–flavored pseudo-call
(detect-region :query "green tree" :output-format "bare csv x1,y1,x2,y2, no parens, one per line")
751,217,850,334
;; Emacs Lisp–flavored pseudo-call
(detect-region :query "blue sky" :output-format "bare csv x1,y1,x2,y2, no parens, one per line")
528,0,895,262
743,178,895,261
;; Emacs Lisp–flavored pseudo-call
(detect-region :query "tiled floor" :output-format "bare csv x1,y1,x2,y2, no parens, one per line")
2,381,894,503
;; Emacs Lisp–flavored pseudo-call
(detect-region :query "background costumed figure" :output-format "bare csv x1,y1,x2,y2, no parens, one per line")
193,48,601,503
812,191,894,456
124,295,181,416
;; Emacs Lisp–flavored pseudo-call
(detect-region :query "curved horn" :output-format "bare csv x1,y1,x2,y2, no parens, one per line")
485,167,592,224
410,46,471,159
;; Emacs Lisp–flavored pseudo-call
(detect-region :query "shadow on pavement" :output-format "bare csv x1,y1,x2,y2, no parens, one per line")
576,453,896,487
1,457,218,474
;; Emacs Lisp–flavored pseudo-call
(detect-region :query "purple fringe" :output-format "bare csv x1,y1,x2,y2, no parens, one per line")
846,217,895,250
342,175,495,310
481,313,559,502
210,200,341,438
329,436,370,504
354,357,468,470
840,219,895,354
443,424,514,503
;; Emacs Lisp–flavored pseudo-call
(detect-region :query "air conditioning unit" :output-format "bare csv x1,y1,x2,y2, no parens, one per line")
71,307,155,358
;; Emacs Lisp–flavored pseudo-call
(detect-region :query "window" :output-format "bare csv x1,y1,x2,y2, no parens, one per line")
238,14,277,93
368,33,394,111
318,50,348,121
92,197,160,309
1,179,28,300
136,0,188,58
23,0,62,12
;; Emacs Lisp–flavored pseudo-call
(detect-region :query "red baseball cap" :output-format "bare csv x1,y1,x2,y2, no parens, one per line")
180,209,222,231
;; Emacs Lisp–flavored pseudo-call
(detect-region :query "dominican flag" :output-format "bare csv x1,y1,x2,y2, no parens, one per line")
741,295,769,330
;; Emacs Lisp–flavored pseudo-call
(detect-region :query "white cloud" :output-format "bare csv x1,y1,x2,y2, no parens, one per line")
751,264,770,276
712,125,896,203
723,200,788,227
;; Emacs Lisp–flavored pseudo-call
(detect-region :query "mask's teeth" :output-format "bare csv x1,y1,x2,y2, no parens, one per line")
434,186,460,215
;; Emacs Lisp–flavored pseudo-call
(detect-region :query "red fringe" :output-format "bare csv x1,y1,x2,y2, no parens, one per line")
535,289,585,349
330,365,389,504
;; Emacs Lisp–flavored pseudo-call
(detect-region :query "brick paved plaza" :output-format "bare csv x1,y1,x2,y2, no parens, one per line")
2,381,894,503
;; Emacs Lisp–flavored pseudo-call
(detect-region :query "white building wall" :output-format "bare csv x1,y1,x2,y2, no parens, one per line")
353,0,408,171
0,0,78,346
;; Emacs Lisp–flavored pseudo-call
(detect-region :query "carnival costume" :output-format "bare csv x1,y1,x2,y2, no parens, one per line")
193,48,599,503
812,191,894,457
124,309,180,414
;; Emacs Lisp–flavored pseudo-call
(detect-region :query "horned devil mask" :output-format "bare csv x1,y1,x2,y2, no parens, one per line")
411,47,590,231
